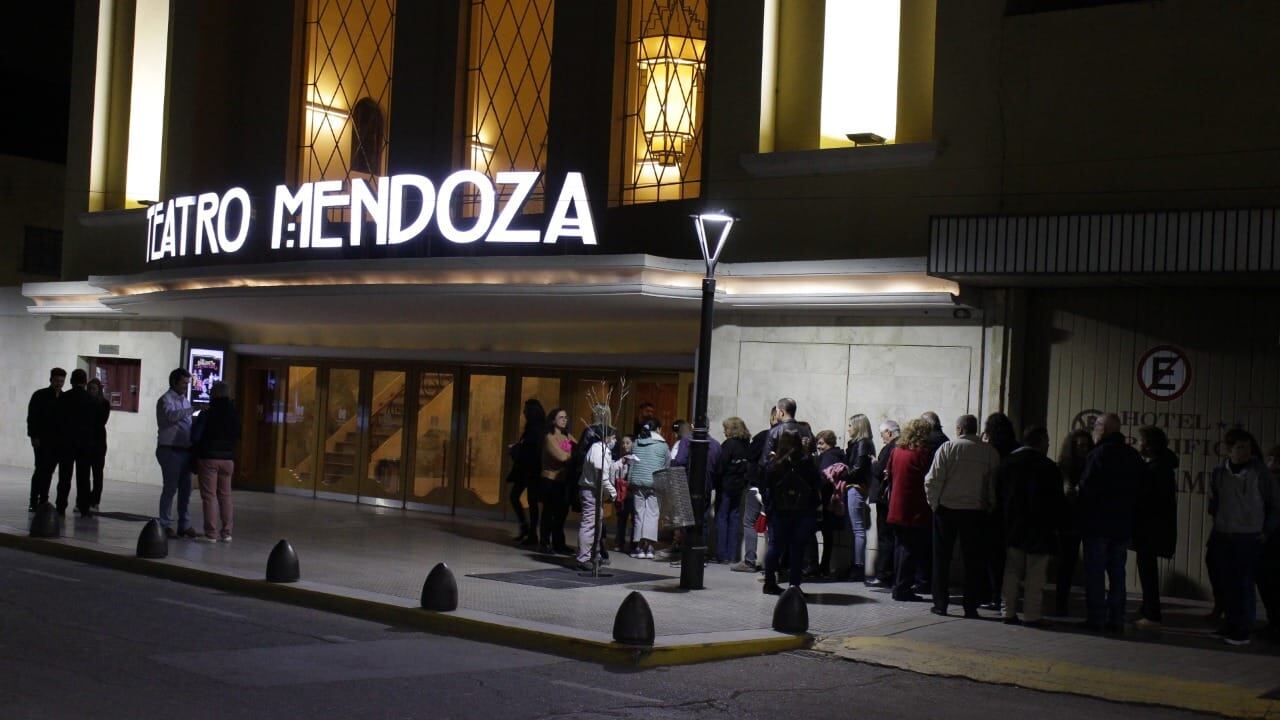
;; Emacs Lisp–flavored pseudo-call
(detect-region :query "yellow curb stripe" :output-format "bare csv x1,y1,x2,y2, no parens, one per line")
823,636,1280,719
0,531,808,667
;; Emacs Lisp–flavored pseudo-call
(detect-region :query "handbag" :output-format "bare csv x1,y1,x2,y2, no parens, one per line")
754,511,768,534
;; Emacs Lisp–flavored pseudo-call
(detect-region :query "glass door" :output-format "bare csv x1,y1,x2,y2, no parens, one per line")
408,371,456,511
318,367,362,501
277,365,320,497
359,370,408,507
456,373,508,516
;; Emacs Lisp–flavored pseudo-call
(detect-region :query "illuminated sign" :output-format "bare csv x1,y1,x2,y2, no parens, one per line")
146,171,596,262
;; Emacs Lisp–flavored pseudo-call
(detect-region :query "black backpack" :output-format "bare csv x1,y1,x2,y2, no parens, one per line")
772,465,814,514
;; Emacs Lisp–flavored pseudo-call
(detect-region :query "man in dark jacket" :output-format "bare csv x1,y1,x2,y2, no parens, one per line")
1134,426,1179,626
56,369,99,517
997,426,1065,626
26,367,66,512
868,420,900,586
759,398,814,471
922,411,950,459
1078,413,1147,631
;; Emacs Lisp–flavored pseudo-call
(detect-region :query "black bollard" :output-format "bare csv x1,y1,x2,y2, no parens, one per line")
135,519,169,558
29,502,58,538
772,586,809,634
612,591,655,646
421,562,458,611
265,539,300,583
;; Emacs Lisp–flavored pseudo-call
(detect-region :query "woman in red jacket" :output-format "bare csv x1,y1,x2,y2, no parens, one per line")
887,418,935,602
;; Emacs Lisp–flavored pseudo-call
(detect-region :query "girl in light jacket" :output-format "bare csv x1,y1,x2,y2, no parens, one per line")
628,419,670,559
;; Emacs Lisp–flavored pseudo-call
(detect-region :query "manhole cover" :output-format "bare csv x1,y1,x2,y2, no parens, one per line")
469,567,671,590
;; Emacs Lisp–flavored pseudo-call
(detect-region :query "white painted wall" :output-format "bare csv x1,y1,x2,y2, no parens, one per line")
0,289,183,487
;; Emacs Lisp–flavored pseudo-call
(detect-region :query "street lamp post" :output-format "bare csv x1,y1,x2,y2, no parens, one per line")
680,212,735,591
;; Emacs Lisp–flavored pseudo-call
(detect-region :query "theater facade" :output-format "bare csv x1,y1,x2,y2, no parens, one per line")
5,0,1279,597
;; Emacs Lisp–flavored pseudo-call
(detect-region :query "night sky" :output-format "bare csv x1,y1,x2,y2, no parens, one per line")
1,1,74,164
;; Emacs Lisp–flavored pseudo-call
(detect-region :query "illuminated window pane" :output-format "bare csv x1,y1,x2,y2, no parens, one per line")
619,0,707,206
819,1,899,148
299,0,396,185
465,0,554,215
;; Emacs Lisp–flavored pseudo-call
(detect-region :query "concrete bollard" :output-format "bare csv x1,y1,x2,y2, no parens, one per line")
135,519,169,558
421,562,458,611
266,539,300,583
772,586,809,634
29,502,58,538
612,591,655,646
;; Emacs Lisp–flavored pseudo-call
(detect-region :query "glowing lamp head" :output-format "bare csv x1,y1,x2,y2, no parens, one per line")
692,211,735,274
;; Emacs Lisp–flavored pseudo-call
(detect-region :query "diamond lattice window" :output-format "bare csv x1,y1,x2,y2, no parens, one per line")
299,0,396,186
618,0,707,205
465,0,554,215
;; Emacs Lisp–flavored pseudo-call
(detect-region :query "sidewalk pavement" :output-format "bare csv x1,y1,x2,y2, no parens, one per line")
3,465,1277,715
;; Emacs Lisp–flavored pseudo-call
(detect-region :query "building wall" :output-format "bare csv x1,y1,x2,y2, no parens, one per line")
1020,287,1280,599
0,156,66,285
0,289,183,488
708,315,989,445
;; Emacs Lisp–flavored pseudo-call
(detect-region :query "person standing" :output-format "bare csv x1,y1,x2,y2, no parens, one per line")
868,420,901,587
812,429,846,578
844,415,877,581
1055,429,1094,616
998,426,1065,627
1207,429,1278,646
733,406,777,572
576,427,617,571
85,378,111,511
759,398,814,471
925,414,1002,618
191,382,239,543
1078,413,1145,632
713,418,752,565
762,430,822,595
26,367,66,512
887,419,934,601
1133,425,1178,627
56,369,98,517
157,368,197,538
507,399,546,545
612,435,637,554
981,412,1019,611
921,411,950,458
628,419,669,559
539,408,575,554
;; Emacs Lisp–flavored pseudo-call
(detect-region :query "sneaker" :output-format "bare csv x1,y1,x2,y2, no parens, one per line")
730,562,757,573
91,505,99,512
219,535,233,543
763,583,783,596
1224,634,1252,647
644,549,654,559
194,536,218,544
1133,617,1161,629
630,550,644,559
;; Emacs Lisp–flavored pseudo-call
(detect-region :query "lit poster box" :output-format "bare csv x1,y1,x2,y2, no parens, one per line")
187,346,224,405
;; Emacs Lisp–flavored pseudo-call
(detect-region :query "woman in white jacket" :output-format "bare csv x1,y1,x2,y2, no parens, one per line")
577,429,618,570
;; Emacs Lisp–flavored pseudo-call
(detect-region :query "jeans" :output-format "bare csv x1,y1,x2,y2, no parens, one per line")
765,512,817,587
716,488,743,563
893,525,930,598
196,458,234,538
57,450,93,513
1136,550,1162,621
1002,548,1051,622
1083,535,1129,627
742,487,763,565
1208,532,1262,639
932,507,987,614
29,442,61,508
846,486,868,573
156,447,193,531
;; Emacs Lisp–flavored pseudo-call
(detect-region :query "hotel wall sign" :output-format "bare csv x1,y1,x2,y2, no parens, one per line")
144,171,596,262
1137,345,1191,401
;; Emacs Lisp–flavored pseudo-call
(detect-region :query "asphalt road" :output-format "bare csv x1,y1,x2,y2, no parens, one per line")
0,547,1210,720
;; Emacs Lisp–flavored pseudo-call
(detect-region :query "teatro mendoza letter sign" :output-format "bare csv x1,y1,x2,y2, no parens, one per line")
144,170,596,262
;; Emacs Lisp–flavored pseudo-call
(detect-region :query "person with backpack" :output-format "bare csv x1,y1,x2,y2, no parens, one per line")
713,417,753,565
762,429,822,594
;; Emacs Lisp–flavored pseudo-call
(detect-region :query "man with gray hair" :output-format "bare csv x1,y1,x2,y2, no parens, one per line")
925,414,1002,617
867,419,902,587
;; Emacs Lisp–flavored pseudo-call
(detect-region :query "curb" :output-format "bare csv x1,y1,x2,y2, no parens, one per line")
816,635,1280,719
0,529,810,667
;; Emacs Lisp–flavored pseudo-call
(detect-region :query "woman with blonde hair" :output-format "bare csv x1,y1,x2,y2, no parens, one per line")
712,417,753,564
844,413,876,580
886,418,935,601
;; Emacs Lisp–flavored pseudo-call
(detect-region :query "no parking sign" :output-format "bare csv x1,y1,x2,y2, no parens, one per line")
1137,345,1191,401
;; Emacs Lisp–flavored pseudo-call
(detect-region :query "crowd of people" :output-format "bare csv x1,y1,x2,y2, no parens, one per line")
26,366,241,543
506,396,1280,647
